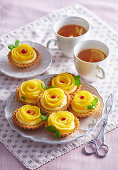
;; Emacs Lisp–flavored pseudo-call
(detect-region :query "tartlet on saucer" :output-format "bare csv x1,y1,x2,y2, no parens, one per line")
68,90,100,118
8,40,39,68
37,88,70,114
16,79,45,105
12,105,47,130
45,111,79,138
47,73,82,95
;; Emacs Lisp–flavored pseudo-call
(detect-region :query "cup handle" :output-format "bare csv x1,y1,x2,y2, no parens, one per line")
46,39,60,50
96,65,105,79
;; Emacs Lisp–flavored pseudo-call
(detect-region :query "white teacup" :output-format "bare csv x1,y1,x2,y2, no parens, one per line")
46,16,90,58
74,40,109,82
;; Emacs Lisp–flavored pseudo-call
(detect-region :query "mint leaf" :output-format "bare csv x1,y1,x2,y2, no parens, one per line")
92,98,98,106
74,75,81,86
87,105,93,110
46,126,57,133
8,45,15,50
47,86,55,90
15,40,20,47
40,110,46,115
21,96,26,101
46,126,61,138
54,130,60,138
87,98,98,110
74,75,80,79
41,115,48,122
41,83,46,89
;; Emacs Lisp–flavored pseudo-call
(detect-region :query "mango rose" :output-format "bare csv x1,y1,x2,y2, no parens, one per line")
16,79,45,104
51,73,80,94
37,88,70,113
12,105,45,130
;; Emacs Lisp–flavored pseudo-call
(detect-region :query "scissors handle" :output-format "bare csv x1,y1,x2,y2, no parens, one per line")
96,143,109,158
84,140,97,155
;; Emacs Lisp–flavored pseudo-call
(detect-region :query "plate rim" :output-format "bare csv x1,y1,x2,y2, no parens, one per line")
0,41,52,79
5,74,104,144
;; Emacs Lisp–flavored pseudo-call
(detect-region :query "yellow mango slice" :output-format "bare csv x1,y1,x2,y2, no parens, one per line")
40,88,67,111
16,105,42,125
48,111,75,133
71,91,94,113
52,73,77,94
19,79,45,103
11,44,35,62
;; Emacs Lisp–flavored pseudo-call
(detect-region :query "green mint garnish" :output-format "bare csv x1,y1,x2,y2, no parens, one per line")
41,115,48,122
87,105,93,110
87,97,98,110
91,98,98,106
41,83,46,89
40,110,46,115
8,45,15,50
15,40,20,48
21,96,26,101
8,40,20,50
46,126,61,138
46,126,57,133
54,130,60,138
46,86,55,90
74,75,81,86
41,83,55,90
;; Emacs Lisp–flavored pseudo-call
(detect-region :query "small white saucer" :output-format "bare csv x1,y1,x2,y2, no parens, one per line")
0,41,52,79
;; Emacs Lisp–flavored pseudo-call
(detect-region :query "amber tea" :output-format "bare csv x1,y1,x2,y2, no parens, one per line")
77,49,106,63
57,24,87,37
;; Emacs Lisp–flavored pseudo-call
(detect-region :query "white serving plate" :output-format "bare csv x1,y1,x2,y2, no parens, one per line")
0,41,52,78
5,74,104,144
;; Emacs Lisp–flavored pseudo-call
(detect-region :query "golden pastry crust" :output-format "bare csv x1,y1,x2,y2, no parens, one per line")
16,85,38,105
37,91,70,114
47,73,82,95
8,47,39,68
45,116,79,138
12,108,45,130
68,99,101,118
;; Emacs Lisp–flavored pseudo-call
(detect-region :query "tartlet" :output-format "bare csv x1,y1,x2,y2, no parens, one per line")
47,73,82,95
16,79,45,105
37,88,70,114
8,41,39,68
45,111,79,138
12,105,46,130
68,90,100,118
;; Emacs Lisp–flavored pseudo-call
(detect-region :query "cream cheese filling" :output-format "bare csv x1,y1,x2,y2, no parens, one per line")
66,86,77,94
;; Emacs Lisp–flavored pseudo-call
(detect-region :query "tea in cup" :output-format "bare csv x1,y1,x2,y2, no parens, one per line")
46,16,90,58
74,40,109,82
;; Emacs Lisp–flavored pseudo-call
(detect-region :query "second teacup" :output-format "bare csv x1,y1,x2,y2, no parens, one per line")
74,40,109,82
46,16,90,58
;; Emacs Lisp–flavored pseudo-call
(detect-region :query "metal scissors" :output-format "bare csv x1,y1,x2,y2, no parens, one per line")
84,93,113,158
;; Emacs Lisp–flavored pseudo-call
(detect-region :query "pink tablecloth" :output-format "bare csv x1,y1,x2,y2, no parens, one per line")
0,0,118,170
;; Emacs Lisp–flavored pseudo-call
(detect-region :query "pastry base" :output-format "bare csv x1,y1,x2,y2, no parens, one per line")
37,91,70,114
8,47,39,68
12,108,45,130
16,86,38,105
45,116,79,138
47,73,82,95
